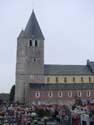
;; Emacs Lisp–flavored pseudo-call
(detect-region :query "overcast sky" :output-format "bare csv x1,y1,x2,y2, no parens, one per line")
0,0,94,93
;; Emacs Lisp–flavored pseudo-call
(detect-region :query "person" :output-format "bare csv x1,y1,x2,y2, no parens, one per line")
43,116,48,125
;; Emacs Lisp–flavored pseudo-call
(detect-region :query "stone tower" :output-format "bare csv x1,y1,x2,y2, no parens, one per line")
15,11,45,103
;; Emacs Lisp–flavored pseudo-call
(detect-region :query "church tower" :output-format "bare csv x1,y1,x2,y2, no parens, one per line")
15,11,45,103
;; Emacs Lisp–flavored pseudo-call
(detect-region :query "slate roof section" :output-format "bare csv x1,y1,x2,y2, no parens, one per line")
87,60,94,73
30,83,94,90
24,11,44,40
44,65,93,75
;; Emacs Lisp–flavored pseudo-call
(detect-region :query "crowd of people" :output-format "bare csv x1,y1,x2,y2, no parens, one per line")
0,103,71,125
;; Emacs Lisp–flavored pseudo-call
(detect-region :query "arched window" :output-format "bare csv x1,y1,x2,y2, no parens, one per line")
81,77,84,83
32,58,37,62
56,77,59,83
35,40,38,47
89,77,91,83
87,91,91,97
29,40,32,46
48,91,53,98
68,91,72,97
58,91,63,97
64,77,67,83
73,77,75,83
35,91,40,98
47,77,50,83
77,91,82,97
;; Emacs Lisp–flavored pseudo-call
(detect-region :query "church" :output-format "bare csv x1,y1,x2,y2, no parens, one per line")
15,11,94,105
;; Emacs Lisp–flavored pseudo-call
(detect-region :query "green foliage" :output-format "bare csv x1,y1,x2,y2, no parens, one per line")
0,93,9,104
36,109,50,117
75,97,82,106
9,85,15,103
32,120,38,125
74,95,82,106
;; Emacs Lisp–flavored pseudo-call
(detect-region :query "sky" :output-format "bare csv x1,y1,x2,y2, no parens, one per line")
0,0,94,93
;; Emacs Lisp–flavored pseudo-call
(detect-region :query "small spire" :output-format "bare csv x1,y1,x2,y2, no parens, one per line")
18,30,25,38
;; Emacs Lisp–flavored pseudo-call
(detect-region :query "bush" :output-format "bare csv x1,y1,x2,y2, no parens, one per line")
36,109,50,117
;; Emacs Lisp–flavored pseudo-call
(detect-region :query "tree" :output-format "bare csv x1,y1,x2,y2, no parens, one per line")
74,96,82,106
9,85,15,103
72,95,82,107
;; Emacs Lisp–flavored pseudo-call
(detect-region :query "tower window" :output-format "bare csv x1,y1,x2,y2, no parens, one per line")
56,77,59,83
35,40,38,47
64,77,67,83
34,58,36,62
29,40,32,46
32,58,37,62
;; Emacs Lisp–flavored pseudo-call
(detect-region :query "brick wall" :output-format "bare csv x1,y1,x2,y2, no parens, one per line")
27,88,94,105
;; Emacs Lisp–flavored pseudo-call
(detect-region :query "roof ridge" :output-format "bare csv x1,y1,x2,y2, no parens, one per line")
44,64,86,66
